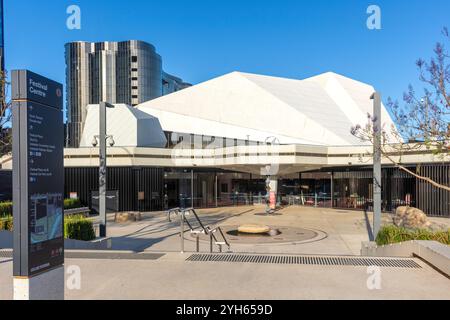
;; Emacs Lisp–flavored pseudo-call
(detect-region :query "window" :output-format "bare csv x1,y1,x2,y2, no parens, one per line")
132,86,138,90
131,56,138,63
221,184,228,193
131,68,138,72
132,77,138,81
132,95,138,99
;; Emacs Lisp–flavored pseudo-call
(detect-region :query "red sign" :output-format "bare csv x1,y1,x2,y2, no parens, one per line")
269,191,276,210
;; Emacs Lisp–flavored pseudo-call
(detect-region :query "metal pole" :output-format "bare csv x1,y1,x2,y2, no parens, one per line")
371,92,382,238
209,231,213,253
180,210,185,253
215,173,218,208
99,102,107,238
191,169,194,208
330,172,334,208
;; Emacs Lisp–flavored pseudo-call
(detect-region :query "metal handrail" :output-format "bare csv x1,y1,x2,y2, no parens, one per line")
185,208,220,250
184,208,209,233
212,226,230,252
166,207,181,222
170,207,230,253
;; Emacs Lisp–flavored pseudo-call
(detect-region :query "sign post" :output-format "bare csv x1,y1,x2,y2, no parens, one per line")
11,70,64,300
99,102,107,237
371,92,382,239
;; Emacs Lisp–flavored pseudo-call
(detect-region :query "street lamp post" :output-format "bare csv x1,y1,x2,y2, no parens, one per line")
371,92,382,239
92,102,115,238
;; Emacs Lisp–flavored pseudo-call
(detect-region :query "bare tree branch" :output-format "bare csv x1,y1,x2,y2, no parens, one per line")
0,70,12,157
352,28,450,193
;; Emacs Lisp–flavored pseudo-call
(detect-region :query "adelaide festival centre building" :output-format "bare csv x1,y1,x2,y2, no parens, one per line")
1,71,449,217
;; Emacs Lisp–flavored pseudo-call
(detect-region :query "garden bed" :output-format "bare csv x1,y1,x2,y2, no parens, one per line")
376,225,450,246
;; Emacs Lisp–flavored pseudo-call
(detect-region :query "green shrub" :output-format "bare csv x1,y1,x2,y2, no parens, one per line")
0,215,13,231
64,215,96,241
0,202,12,218
64,198,82,210
0,214,96,241
376,225,450,246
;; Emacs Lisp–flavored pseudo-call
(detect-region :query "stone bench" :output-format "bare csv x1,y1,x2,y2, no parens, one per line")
64,207,91,217
114,212,142,223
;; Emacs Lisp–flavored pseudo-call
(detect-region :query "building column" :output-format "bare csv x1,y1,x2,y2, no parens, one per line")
330,172,334,208
269,178,278,195
215,173,218,208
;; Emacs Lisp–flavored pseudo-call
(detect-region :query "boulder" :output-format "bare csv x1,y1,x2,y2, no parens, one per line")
393,206,431,229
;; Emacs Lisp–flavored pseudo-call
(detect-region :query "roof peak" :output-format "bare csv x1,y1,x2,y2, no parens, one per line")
226,70,360,83
232,71,303,82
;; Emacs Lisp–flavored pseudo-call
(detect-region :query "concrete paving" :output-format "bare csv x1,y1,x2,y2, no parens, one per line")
1,253,449,300
106,205,392,255
1,206,448,300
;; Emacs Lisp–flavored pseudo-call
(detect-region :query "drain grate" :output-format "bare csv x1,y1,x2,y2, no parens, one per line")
186,254,422,269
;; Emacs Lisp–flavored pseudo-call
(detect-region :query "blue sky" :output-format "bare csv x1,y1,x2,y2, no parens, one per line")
5,0,450,115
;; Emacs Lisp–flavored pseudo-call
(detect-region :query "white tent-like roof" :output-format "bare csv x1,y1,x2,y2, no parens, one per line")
137,71,397,146
79,104,167,148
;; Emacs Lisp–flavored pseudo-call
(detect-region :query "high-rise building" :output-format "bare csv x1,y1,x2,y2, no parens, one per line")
65,40,190,147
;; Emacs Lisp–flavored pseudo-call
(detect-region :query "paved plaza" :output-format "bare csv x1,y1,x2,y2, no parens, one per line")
107,205,386,255
1,252,449,300
1,205,449,300
105,205,449,255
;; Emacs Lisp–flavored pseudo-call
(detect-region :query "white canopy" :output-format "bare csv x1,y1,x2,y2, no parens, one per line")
137,71,397,146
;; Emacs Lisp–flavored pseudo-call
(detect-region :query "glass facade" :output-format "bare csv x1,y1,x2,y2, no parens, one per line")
163,169,267,209
1,163,446,217
276,165,450,217
164,131,265,149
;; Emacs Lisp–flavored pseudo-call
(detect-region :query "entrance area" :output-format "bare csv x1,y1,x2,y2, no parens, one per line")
62,164,450,218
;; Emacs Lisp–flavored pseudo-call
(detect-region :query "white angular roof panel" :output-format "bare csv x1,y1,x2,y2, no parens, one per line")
137,71,397,146
79,104,167,148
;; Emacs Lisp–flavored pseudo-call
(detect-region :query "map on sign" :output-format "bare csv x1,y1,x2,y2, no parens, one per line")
29,193,63,244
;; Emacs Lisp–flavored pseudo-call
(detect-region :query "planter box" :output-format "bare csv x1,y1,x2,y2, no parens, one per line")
361,240,450,277
0,230,111,250
65,237,112,250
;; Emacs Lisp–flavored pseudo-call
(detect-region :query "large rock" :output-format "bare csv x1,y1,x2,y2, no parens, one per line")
393,206,431,229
